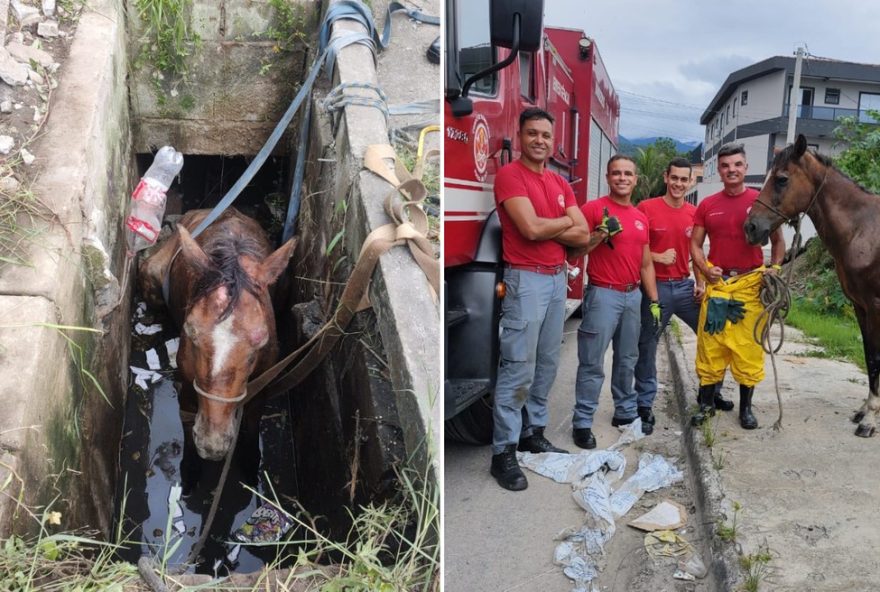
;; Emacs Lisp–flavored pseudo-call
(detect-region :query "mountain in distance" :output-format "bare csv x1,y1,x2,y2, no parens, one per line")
619,136,701,156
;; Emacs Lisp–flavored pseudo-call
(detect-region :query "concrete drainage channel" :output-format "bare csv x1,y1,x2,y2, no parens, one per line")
0,0,439,584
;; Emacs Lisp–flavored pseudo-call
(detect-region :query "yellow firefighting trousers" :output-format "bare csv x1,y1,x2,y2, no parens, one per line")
695,268,767,387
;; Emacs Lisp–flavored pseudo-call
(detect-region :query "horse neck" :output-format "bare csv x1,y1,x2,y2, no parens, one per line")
807,167,868,258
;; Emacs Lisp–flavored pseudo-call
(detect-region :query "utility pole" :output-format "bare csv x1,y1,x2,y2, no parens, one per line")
786,46,805,144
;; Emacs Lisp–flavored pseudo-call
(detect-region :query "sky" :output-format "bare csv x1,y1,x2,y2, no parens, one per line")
544,0,880,142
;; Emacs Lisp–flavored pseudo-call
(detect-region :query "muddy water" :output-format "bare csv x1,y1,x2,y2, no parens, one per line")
114,300,302,576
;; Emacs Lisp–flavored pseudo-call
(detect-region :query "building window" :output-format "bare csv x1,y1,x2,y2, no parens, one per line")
741,90,748,106
859,92,880,123
825,88,840,105
733,98,737,117
726,105,730,124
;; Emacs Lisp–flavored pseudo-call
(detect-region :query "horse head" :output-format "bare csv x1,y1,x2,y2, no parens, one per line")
744,134,825,246
175,225,296,460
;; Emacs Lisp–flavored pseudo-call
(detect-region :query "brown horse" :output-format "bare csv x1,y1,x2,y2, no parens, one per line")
743,134,880,437
141,208,296,459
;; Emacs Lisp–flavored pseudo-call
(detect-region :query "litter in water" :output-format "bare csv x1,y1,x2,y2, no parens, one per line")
233,503,293,544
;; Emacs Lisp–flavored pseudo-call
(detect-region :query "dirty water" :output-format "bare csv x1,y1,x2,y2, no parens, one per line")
114,300,302,576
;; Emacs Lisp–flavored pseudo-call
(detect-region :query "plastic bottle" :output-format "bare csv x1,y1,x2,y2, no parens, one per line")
125,146,184,254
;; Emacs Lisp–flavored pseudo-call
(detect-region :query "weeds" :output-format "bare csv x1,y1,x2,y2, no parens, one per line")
740,542,774,592
712,447,725,470
700,415,718,448
717,501,742,543
134,0,201,77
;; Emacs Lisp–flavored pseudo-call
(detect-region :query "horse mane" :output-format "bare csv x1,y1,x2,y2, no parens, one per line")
192,235,265,321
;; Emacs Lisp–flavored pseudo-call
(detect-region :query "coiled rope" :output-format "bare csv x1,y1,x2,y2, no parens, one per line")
754,222,805,431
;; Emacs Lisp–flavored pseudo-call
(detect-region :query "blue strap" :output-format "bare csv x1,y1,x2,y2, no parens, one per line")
167,0,437,302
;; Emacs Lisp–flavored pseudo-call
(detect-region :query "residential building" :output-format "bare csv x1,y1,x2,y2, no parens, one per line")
698,54,880,244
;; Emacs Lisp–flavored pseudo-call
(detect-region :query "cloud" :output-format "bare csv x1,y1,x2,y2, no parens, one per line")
681,55,755,88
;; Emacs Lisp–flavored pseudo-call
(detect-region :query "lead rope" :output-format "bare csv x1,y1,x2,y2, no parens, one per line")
754,215,806,431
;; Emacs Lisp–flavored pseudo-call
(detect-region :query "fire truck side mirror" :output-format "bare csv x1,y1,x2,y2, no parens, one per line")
490,0,544,52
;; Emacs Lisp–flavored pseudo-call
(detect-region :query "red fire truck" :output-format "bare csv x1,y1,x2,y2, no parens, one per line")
444,0,620,442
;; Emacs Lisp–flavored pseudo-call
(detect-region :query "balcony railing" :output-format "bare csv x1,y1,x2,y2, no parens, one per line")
782,104,880,123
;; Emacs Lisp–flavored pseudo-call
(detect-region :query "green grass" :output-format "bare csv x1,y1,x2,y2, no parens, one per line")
716,501,742,544
740,542,774,592
786,298,864,372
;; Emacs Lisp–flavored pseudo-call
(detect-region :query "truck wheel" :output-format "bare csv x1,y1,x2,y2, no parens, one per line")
445,393,494,445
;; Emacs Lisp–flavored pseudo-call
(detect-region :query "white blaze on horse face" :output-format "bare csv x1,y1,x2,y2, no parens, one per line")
211,312,239,378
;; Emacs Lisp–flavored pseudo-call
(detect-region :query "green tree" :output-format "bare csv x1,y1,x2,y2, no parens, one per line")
832,109,880,192
632,137,685,204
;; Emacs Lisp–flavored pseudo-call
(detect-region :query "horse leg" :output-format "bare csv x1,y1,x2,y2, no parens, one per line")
853,308,880,437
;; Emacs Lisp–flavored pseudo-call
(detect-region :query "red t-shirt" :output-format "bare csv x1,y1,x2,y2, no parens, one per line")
582,196,649,285
694,187,763,270
637,197,696,280
494,160,577,266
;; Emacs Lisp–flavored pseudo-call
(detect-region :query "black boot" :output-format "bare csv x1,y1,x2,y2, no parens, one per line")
518,427,569,454
691,384,717,426
739,385,758,429
490,445,528,491
713,381,734,411
637,407,655,435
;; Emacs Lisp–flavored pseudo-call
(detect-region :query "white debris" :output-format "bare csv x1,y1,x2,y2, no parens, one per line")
166,338,179,369
41,0,55,17
135,301,147,318
608,417,646,451
145,348,161,370
0,136,14,155
130,366,162,390
0,176,21,194
0,47,30,86
37,21,59,38
28,69,44,86
20,148,34,165
134,322,162,335
10,0,41,27
6,41,54,68
518,449,626,484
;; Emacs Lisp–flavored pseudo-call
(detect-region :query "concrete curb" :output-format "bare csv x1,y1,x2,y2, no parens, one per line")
0,0,131,536
663,331,740,590
325,0,439,465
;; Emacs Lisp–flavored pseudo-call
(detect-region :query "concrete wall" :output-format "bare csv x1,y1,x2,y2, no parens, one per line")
127,0,319,155
0,0,133,536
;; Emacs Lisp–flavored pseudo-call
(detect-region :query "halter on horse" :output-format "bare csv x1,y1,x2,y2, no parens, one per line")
744,134,880,438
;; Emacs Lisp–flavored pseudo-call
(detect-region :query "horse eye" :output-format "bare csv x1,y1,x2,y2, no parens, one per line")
775,175,788,188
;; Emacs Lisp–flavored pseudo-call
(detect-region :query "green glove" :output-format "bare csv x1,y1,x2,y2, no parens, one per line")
727,299,746,324
604,208,622,238
703,297,730,334
649,300,662,333
598,207,623,249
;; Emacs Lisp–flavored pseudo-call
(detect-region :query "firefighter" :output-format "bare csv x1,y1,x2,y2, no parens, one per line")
690,143,785,429
489,107,590,491
633,157,732,435
570,155,660,450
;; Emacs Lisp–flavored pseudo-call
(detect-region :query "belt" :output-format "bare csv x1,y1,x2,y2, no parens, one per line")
505,263,564,276
589,281,641,293
722,267,758,277
658,276,690,282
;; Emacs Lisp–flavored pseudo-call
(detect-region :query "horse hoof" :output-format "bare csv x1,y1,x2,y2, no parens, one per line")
855,424,876,438
852,411,865,424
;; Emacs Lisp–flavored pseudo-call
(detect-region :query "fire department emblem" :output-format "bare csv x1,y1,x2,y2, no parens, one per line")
635,220,645,231
557,194,565,208
685,225,693,238
472,114,490,181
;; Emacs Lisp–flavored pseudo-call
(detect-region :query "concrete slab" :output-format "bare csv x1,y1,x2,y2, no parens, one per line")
669,324,880,591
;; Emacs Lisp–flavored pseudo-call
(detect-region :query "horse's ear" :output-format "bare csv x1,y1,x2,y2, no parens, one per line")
178,226,213,273
794,134,808,159
257,237,297,286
